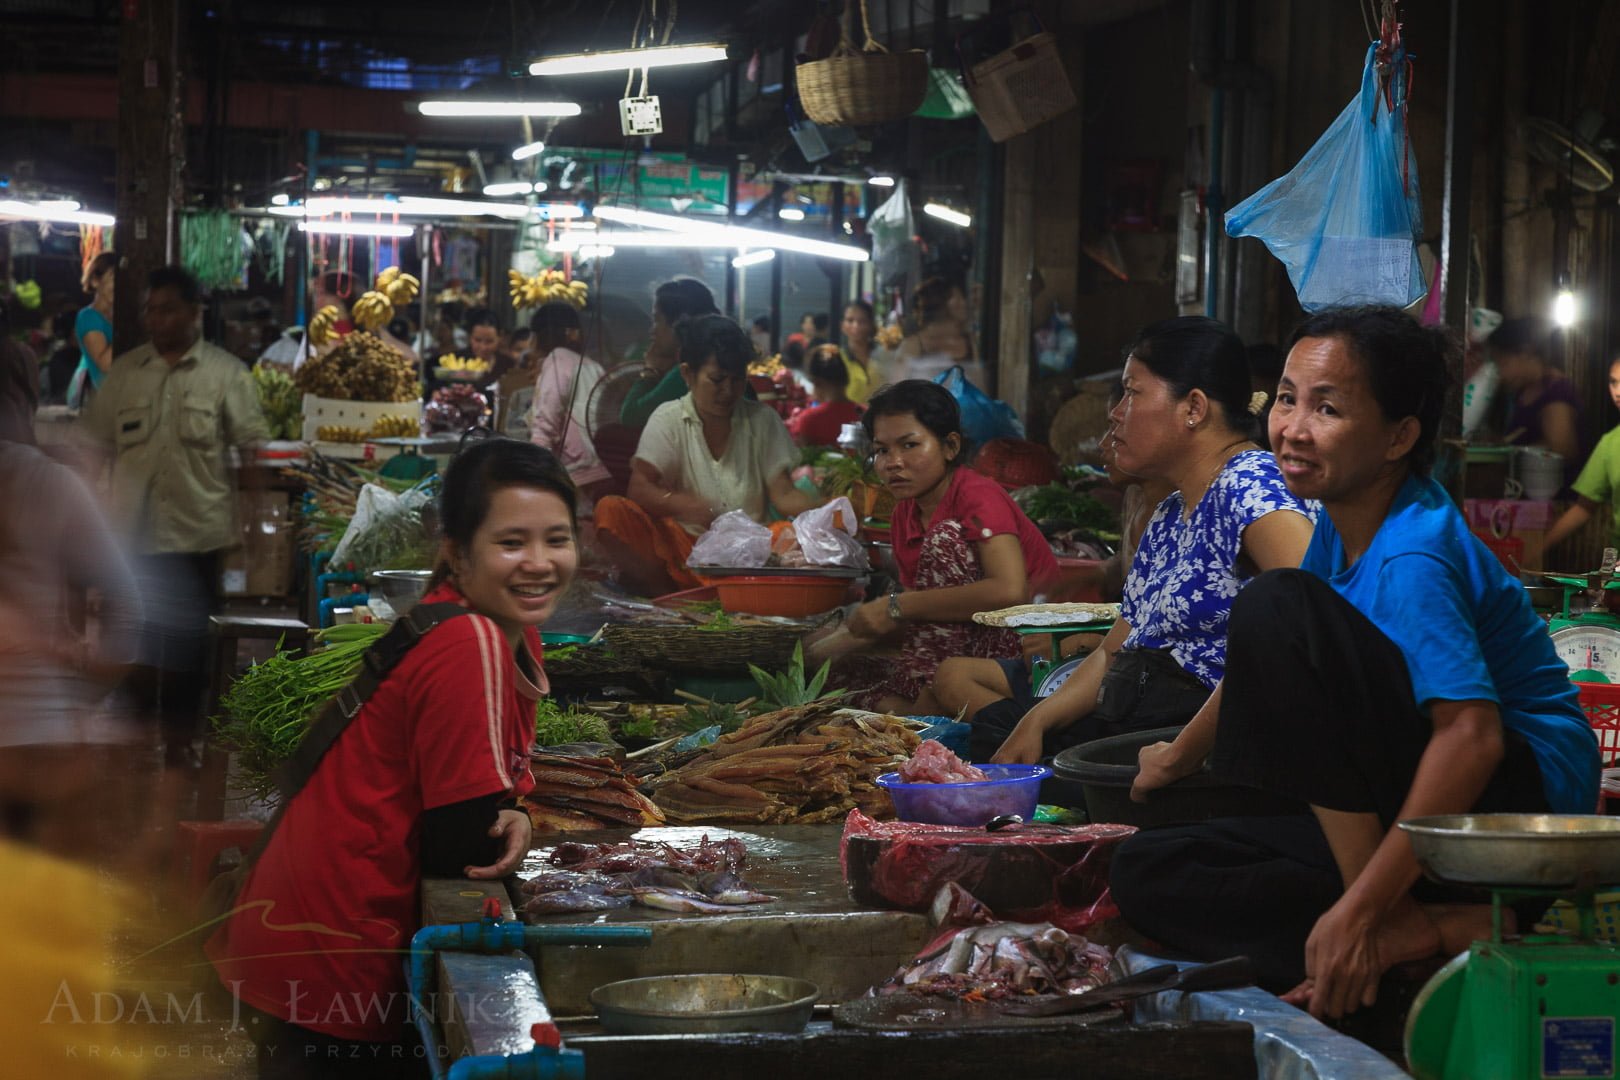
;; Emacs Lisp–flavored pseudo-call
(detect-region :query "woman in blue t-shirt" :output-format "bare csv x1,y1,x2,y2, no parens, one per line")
983,317,1316,764
69,251,116,410
1115,306,1601,1021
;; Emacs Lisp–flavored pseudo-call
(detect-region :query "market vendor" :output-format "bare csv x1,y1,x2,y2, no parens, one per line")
1490,315,1586,478
825,380,1058,714
530,302,611,506
617,278,720,429
1112,306,1601,1020
1542,352,1620,555
977,316,1315,764
466,306,518,387
787,344,864,447
595,315,820,596
839,300,880,404
208,438,576,1071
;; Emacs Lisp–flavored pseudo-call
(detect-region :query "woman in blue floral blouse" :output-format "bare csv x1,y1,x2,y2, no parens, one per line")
987,317,1316,764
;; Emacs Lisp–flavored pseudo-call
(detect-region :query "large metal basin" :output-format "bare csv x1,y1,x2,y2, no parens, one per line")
1399,814,1620,889
589,973,818,1035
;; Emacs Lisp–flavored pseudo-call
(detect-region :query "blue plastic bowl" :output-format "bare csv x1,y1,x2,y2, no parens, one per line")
874,764,1051,826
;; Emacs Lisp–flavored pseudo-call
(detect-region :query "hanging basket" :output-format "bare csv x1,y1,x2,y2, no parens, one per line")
962,22,1077,142
797,0,929,126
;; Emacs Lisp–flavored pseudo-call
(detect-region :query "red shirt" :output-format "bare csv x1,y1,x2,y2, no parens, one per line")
787,399,863,446
207,583,540,1040
889,466,1059,591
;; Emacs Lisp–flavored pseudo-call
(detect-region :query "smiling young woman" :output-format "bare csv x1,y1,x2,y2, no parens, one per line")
1114,306,1600,1023
208,439,578,1077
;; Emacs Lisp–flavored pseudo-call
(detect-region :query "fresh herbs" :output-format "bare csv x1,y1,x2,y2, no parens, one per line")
747,642,844,712
533,699,614,746
1016,483,1117,532
211,622,389,800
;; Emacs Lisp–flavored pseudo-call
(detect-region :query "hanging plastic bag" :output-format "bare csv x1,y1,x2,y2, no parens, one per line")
935,365,1025,446
686,510,773,569
331,483,432,568
1225,43,1424,312
869,180,920,290
792,496,869,570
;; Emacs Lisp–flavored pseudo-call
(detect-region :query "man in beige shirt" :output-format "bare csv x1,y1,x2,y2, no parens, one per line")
81,266,269,768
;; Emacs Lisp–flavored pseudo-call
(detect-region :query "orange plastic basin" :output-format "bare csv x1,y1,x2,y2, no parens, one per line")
710,575,850,617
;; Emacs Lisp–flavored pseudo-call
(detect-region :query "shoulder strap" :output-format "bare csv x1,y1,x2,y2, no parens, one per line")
270,601,472,798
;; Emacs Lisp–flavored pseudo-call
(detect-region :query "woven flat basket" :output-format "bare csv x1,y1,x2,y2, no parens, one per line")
602,622,821,673
798,48,929,126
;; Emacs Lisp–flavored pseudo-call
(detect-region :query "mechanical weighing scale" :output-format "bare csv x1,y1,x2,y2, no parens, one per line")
1544,550,1620,683
1400,814,1620,1080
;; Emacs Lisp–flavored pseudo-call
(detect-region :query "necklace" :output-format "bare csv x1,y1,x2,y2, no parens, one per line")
1182,438,1253,519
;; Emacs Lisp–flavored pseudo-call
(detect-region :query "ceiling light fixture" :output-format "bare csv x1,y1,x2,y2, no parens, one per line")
270,193,291,206
923,203,972,228
867,176,897,187
297,220,414,238
732,249,776,268
1553,288,1579,328
777,207,806,222
592,205,869,261
575,244,616,259
483,181,537,197
417,100,582,118
512,141,547,161
270,196,531,220
529,44,727,76
0,199,115,227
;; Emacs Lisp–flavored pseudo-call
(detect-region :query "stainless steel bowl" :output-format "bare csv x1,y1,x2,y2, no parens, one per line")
1399,814,1620,889
589,974,819,1036
368,569,432,617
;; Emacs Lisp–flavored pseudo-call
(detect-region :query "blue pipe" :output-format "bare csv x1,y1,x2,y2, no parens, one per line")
408,903,651,1080
317,591,368,628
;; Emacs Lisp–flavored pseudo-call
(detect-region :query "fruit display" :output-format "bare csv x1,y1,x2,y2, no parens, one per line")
377,266,421,308
307,305,342,347
877,323,905,350
423,383,491,435
434,354,491,375
368,414,420,438
508,267,588,309
252,364,302,439
294,331,417,402
350,290,395,332
315,425,369,443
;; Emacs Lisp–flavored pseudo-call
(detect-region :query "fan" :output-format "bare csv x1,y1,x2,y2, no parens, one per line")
584,361,652,497
1522,113,1615,193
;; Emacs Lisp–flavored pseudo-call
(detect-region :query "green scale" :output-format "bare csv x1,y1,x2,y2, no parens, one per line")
1545,551,1620,683
1401,815,1620,1080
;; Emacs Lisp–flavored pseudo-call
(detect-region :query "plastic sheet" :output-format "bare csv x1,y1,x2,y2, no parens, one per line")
1118,946,1410,1080
687,510,773,569
840,808,1135,933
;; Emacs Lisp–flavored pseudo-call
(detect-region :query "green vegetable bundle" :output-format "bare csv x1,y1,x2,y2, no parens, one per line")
253,364,302,440
1017,483,1118,532
211,623,388,800
533,699,614,746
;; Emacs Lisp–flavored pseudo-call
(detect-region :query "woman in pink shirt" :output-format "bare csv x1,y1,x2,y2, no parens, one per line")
530,303,612,506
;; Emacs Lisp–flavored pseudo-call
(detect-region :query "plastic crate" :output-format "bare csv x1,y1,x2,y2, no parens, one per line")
1576,680,1620,768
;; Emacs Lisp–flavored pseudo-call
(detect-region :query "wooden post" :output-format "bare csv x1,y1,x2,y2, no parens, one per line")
114,0,183,355
997,132,1036,418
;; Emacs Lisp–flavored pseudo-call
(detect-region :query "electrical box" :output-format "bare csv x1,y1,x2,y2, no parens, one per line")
619,96,663,137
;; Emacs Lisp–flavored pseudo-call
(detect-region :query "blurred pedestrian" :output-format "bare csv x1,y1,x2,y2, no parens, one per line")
68,251,116,409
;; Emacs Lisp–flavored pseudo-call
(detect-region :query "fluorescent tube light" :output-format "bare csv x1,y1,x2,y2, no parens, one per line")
512,141,546,161
269,196,531,220
534,203,586,220
483,181,537,197
575,244,616,258
0,200,115,227
867,176,896,187
593,204,869,262
777,207,806,221
732,249,776,268
270,193,291,206
1553,288,1578,328
418,101,582,118
297,221,414,238
560,228,868,262
529,44,727,76
923,203,972,227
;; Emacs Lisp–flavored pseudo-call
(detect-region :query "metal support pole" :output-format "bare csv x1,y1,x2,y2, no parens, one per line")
1440,0,1475,332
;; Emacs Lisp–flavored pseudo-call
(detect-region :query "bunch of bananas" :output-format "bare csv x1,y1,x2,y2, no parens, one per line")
748,353,784,377
507,268,588,310
350,290,395,332
316,425,370,443
377,266,421,308
307,305,342,347
368,414,420,438
877,323,905,350
436,354,491,374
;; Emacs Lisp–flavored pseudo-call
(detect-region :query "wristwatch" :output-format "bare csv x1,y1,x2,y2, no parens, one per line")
887,587,904,622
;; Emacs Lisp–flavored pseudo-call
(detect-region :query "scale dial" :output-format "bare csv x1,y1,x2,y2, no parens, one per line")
1036,657,1085,699
1550,625,1620,682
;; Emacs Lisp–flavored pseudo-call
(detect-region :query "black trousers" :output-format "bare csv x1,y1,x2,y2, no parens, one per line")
126,550,222,766
1109,569,1549,987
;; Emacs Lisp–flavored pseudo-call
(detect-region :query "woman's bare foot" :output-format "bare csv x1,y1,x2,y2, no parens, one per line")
1373,897,1444,968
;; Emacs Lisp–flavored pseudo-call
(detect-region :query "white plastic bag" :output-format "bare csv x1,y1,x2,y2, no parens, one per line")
793,497,869,570
686,510,773,569
869,180,920,290
331,483,431,566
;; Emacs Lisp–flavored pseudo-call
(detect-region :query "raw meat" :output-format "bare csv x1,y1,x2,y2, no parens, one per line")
880,921,1114,1000
521,835,775,917
896,740,987,784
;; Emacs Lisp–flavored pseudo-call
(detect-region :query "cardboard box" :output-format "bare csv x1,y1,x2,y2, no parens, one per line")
222,490,296,597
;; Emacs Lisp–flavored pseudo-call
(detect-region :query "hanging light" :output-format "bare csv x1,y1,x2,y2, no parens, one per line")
270,193,291,206
529,43,728,76
923,203,972,227
777,207,806,222
269,196,531,220
575,244,616,259
512,141,547,161
1553,288,1579,328
867,176,897,187
483,181,544,197
417,101,582,117
0,199,115,227
297,221,414,238
592,205,869,262
732,249,776,268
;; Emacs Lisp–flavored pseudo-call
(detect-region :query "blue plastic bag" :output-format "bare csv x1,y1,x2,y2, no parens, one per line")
1225,43,1424,312
934,365,1025,446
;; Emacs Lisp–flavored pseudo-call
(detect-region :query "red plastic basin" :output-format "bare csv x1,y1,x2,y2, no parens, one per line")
709,575,850,617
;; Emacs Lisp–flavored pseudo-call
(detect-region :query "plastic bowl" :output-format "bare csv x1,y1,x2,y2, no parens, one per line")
875,764,1050,826
711,575,849,617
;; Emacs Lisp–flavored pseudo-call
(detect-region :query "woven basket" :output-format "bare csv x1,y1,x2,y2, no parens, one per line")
603,622,821,673
797,0,928,126
966,30,1077,142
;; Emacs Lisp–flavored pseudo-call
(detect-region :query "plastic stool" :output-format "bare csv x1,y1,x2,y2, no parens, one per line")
174,820,263,903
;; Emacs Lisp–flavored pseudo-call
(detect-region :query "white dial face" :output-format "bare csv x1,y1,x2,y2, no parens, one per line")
1551,626,1620,682
1037,657,1085,699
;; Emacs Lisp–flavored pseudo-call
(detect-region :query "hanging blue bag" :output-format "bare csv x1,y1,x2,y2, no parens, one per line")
1225,42,1424,312
934,365,1025,445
